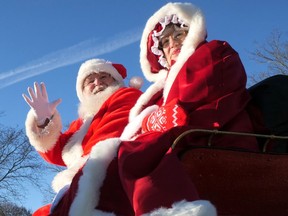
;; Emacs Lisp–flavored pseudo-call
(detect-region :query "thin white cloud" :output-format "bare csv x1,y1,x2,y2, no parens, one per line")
0,27,142,89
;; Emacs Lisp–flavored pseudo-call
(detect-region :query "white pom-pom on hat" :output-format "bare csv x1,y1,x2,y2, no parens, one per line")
129,76,144,89
76,58,127,102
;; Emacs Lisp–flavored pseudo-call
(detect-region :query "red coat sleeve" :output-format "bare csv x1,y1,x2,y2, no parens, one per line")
40,87,142,165
166,40,252,129
39,119,83,166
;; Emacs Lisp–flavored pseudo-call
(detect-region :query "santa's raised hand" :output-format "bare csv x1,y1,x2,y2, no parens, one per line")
22,82,62,127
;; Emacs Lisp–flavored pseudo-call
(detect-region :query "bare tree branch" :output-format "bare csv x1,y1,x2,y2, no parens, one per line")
249,29,288,84
0,202,32,216
0,124,49,203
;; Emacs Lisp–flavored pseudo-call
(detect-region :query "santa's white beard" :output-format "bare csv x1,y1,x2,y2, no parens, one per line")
78,84,121,119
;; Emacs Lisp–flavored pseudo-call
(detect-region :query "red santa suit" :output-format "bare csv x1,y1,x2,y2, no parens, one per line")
116,2,259,215
25,59,142,216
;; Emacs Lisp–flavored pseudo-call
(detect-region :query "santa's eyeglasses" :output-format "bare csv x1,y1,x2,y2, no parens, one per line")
83,73,112,88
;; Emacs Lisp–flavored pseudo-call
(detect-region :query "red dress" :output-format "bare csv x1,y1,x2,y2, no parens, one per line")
117,40,259,215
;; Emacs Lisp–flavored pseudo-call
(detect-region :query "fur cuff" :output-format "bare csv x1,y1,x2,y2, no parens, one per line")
121,105,158,141
142,200,217,216
25,109,62,152
129,79,165,122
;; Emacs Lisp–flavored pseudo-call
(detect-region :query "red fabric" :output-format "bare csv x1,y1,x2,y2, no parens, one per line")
117,40,260,215
181,147,288,216
111,63,127,79
118,130,199,216
165,40,258,150
32,204,51,216
35,41,260,215
39,87,142,165
96,158,134,215
51,159,135,216
34,87,141,216
146,26,166,74
51,169,82,216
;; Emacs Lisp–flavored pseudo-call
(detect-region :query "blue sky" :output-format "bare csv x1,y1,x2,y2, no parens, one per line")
1,0,288,213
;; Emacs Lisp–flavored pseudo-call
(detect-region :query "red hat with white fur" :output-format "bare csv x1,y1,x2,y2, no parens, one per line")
140,2,207,83
76,58,126,102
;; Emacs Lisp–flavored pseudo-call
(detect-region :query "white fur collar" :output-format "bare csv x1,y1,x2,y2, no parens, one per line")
139,2,207,104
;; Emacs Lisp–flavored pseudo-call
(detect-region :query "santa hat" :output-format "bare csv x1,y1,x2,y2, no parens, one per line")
76,58,127,102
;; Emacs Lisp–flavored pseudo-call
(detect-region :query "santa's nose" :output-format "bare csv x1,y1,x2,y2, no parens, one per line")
93,77,102,85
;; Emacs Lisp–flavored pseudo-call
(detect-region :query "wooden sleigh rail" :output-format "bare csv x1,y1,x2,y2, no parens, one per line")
171,129,288,153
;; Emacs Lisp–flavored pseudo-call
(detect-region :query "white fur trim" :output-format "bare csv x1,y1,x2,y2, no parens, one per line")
25,109,62,152
124,78,166,140
78,85,121,119
162,5,206,104
69,138,121,216
129,78,165,122
62,117,93,166
142,200,217,216
92,210,116,216
121,105,159,141
52,117,93,192
140,2,206,84
50,184,70,213
76,59,124,102
52,155,88,193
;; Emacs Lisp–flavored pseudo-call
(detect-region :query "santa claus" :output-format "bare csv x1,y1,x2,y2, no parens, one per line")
23,58,142,215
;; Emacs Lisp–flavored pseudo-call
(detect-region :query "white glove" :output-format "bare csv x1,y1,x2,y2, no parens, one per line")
22,82,62,126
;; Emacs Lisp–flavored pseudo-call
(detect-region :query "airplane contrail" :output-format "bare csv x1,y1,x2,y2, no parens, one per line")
0,27,143,89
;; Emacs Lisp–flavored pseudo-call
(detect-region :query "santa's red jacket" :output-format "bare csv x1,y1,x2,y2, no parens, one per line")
25,87,141,216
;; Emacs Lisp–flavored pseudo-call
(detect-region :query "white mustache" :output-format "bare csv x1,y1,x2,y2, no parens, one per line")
92,85,107,94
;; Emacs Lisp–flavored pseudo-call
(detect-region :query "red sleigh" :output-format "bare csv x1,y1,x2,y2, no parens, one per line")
172,75,288,216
